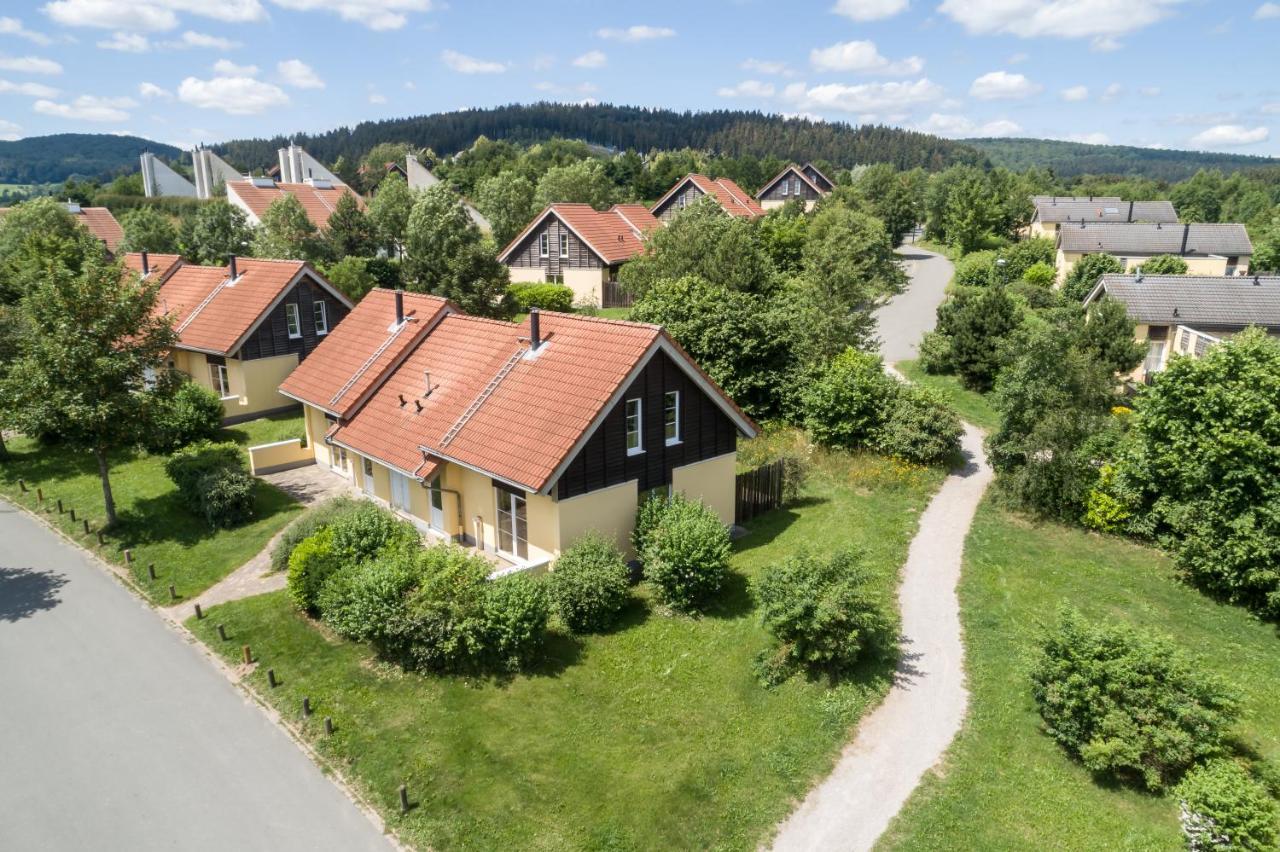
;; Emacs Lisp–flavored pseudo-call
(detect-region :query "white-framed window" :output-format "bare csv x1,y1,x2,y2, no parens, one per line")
795,176,802,195
313,300,328,335
781,178,789,196
209,362,230,396
285,302,301,339
625,398,643,455
664,390,681,445
559,233,569,259
495,486,528,559
539,233,549,258
389,469,412,511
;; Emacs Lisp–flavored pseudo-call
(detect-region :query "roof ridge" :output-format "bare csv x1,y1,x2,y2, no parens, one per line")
537,309,662,332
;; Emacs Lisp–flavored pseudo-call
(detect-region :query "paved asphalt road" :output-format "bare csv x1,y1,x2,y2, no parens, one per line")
876,243,953,365
0,502,393,852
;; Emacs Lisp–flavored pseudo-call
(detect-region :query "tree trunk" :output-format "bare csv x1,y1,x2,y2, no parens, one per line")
0,430,7,459
95,447,117,528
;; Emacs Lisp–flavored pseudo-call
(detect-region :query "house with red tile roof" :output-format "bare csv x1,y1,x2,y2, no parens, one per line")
497,203,661,308
225,176,364,230
279,294,757,569
146,255,353,422
649,174,765,222
121,251,184,286
755,163,835,211
0,202,125,252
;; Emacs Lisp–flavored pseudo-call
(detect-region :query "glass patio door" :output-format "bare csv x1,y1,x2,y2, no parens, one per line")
495,486,528,560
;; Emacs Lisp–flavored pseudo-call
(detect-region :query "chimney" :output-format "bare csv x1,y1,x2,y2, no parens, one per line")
395,288,404,324
1127,201,1134,222
422,370,432,397
1180,223,1191,256
1254,274,1261,286
141,251,150,276
530,308,541,351
229,255,238,280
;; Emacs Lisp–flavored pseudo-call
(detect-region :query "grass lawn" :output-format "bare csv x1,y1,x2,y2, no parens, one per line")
188,442,947,851
896,359,1001,432
878,500,1280,851
0,412,305,603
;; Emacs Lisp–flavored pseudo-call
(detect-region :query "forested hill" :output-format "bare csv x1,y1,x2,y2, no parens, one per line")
0,133,180,183
966,137,1280,181
216,103,987,172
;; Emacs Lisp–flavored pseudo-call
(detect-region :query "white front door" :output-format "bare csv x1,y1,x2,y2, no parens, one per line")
330,445,348,475
389,470,412,512
495,486,528,560
429,481,445,532
362,457,375,496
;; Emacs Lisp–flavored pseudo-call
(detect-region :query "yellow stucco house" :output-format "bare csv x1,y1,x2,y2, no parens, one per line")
1055,222,1253,284
1026,196,1177,239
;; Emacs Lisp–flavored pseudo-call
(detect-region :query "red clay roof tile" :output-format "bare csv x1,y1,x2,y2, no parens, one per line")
227,180,363,229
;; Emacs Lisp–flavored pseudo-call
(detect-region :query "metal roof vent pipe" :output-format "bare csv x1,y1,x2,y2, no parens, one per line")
1254,274,1261,286
228,255,238,281
530,308,541,351
1135,269,1143,283
141,251,150,276
395,288,404,324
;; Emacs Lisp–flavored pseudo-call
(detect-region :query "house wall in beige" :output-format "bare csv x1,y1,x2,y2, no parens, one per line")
563,267,608,307
1057,251,1248,284
231,353,301,419
759,199,817,212
507,266,544,284
557,478,639,558
671,451,738,526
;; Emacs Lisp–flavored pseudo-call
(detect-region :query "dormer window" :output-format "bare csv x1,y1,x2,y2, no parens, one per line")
285,302,302,339
539,233,549,258
664,391,681,445
313,300,328,335
559,233,569,259
625,398,643,455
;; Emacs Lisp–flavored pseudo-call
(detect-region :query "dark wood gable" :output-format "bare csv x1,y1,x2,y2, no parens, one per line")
652,181,707,222
236,273,350,363
758,167,824,204
505,213,605,274
803,165,834,192
554,349,739,500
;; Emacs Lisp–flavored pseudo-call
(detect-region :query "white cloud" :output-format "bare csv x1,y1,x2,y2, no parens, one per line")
809,40,923,75
1166,111,1237,126
97,31,149,51
138,81,170,98
277,58,323,88
742,58,795,77
0,55,62,74
43,0,266,30
596,25,675,41
938,0,1179,42
1189,124,1270,147
368,91,386,104
1091,35,1122,51
0,78,59,97
213,58,257,76
178,74,287,113
1007,51,1029,64
1139,86,1161,97
1060,85,1088,101
785,78,943,113
716,79,775,98
269,0,435,31
177,30,239,49
440,49,505,74
831,0,908,21
969,71,1041,100
1261,102,1280,114
1067,132,1109,144
1255,3,1280,19
918,112,1021,137
1100,82,1123,102
0,118,20,140
34,93,134,121
0,17,54,45
572,49,606,68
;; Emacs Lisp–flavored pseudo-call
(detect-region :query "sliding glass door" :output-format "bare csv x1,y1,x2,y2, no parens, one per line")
495,486,528,560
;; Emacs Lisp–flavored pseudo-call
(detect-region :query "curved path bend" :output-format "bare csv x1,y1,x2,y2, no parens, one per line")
772,243,994,852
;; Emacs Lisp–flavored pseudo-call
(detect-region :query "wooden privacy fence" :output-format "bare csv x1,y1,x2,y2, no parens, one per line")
735,460,784,524
602,280,634,309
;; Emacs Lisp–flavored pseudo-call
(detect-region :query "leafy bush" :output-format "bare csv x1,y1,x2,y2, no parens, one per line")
319,551,424,641
549,532,631,633
1020,261,1057,288
802,348,897,450
164,440,244,508
632,492,669,557
146,381,223,453
754,549,895,686
328,500,418,565
1063,252,1124,302
917,330,954,374
197,465,256,528
953,249,997,288
508,282,574,313
270,496,362,573
482,574,551,671
322,256,377,302
947,285,1022,391
1008,280,1060,309
875,384,963,465
1031,607,1240,791
642,494,731,612
287,528,340,613
1177,760,1279,852
1003,237,1057,281
1139,254,1189,275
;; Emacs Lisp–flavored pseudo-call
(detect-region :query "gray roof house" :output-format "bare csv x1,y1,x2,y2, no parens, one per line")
1058,222,1253,259
1031,195,1121,204
1033,199,1178,225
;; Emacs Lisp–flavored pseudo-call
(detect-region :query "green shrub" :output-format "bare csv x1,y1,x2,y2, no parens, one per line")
953,250,997,288
482,574,551,671
874,384,963,465
270,496,363,573
509,282,574,313
328,500,418,565
146,381,224,453
322,255,377,302
164,440,244,510
197,466,256,528
1020,261,1057,288
1063,252,1124,302
917,330,954,374
1031,607,1240,791
549,532,631,633
1008,280,1060,309
642,494,731,612
754,549,895,686
287,528,340,613
947,285,1022,391
1003,237,1056,280
632,492,668,557
1139,254,1189,275
802,348,896,450
1177,760,1279,851
319,551,423,641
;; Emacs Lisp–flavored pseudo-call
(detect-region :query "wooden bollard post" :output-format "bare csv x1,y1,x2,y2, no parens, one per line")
36,487,43,502
399,784,409,814
168,584,177,601
147,563,157,581
323,716,334,736
82,519,89,535
124,549,133,564
267,669,278,688
56,499,63,514
242,645,252,665
69,508,76,522
194,603,203,620
96,530,105,546
216,624,228,641
302,697,312,717
18,478,26,492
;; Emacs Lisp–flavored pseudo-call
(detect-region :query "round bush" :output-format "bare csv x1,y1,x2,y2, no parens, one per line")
642,495,731,612
953,250,998,288
1177,759,1279,851
874,384,963,465
1031,607,1241,791
1008,280,1061,309
328,501,418,565
508,282,574,313
270,496,362,573
802,348,896,450
1002,237,1056,280
917,330,954,375
287,528,340,613
483,574,551,671
1020,261,1057,288
164,440,244,510
318,551,423,641
146,381,224,453
754,548,894,685
632,493,668,557
197,466,256,528
549,531,631,633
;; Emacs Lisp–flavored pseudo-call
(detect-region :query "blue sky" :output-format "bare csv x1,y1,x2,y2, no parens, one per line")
1,0,1278,156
